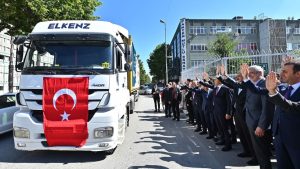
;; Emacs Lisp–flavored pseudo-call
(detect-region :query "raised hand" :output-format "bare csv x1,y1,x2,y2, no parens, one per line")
202,72,209,81
220,64,226,76
216,65,220,75
281,55,293,67
266,71,278,95
240,63,249,79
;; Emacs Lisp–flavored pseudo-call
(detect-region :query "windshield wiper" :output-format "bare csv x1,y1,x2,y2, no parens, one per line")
74,70,101,75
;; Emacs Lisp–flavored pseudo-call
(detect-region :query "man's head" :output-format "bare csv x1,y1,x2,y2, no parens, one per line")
235,73,243,82
280,61,300,85
214,77,222,86
248,65,264,82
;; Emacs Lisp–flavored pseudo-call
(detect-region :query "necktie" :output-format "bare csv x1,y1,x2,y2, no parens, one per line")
284,86,293,99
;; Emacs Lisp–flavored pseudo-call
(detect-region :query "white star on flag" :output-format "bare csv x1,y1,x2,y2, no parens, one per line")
60,111,71,121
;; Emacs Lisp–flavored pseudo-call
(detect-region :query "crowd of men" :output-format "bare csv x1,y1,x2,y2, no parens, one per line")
151,57,300,169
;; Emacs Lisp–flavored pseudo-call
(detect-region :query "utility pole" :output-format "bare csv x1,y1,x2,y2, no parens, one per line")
9,36,14,93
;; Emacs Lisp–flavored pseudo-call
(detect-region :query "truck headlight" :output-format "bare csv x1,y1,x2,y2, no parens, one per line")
94,127,113,138
14,127,30,138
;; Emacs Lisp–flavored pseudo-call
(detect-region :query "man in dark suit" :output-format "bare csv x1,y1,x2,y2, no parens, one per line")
162,84,172,117
266,62,300,169
219,66,256,161
212,76,233,151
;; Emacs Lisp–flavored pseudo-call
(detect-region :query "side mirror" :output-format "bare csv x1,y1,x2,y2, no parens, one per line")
125,45,132,62
16,45,24,62
124,63,131,71
15,45,24,71
16,62,24,70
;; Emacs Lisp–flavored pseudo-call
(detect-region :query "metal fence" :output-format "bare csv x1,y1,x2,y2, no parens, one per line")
181,52,300,81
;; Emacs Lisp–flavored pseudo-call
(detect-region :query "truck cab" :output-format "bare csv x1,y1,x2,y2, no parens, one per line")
13,21,132,152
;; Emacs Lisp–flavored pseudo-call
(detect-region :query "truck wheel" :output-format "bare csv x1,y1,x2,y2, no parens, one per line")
126,105,130,127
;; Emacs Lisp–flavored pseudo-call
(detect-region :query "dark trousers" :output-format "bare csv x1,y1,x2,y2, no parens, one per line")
193,104,202,128
172,101,180,120
234,109,255,157
228,117,236,140
215,112,231,147
275,130,300,169
164,102,171,117
199,109,207,131
248,127,272,169
153,97,160,111
204,110,216,137
187,104,194,123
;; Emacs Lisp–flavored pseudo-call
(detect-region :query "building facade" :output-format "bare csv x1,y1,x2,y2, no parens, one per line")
170,17,300,81
0,31,20,95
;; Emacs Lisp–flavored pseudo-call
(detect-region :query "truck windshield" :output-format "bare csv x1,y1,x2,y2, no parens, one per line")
23,40,113,72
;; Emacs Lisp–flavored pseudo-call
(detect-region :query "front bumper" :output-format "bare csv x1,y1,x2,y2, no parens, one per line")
13,109,119,152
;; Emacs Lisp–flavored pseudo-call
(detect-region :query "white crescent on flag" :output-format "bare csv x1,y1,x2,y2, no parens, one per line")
53,88,77,110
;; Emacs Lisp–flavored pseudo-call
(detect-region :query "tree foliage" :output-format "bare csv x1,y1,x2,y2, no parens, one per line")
147,43,170,82
208,33,238,58
0,0,102,35
138,59,150,85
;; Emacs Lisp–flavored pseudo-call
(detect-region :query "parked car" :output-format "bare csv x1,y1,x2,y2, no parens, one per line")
139,86,152,95
0,93,19,134
156,82,165,92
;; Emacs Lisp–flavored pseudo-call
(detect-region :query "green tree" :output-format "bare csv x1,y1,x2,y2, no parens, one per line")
147,43,170,82
208,33,237,58
138,59,150,85
0,0,102,35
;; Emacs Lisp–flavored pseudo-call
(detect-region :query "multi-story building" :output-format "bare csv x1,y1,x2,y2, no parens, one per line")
170,16,300,81
0,31,20,95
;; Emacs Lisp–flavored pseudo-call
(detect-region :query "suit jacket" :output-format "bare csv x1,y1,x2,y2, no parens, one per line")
269,86,300,149
212,85,232,116
162,87,172,103
221,77,246,114
185,89,193,107
226,78,274,130
245,79,274,130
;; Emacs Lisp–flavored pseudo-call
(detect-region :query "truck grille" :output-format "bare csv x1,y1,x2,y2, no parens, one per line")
32,109,98,123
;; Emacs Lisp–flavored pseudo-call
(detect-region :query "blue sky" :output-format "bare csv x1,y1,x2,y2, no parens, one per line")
95,0,300,74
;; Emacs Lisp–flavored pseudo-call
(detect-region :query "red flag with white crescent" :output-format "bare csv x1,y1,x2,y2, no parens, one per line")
43,77,89,147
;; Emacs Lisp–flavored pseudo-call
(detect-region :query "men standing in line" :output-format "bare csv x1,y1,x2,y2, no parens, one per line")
220,66,257,165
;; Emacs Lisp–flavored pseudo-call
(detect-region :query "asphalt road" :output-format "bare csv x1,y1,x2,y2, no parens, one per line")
0,95,277,169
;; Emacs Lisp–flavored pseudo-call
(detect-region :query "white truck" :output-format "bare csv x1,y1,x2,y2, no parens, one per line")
13,21,135,153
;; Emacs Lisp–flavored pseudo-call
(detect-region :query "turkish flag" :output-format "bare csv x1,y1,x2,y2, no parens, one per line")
43,77,89,147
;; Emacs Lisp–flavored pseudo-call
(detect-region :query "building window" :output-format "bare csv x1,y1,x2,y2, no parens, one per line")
210,26,232,34
191,60,205,67
287,43,293,51
190,44,208,51
235,26,256,34
237,42,257,51
294,28,300,34
294,43,300,50
286,27,291,34
190,26,206,35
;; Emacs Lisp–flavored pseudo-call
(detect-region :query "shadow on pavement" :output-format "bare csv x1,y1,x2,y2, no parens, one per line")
134,110,277,169
128,165,169,169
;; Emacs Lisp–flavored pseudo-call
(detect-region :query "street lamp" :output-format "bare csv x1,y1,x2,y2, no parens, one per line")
160,19,168,84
